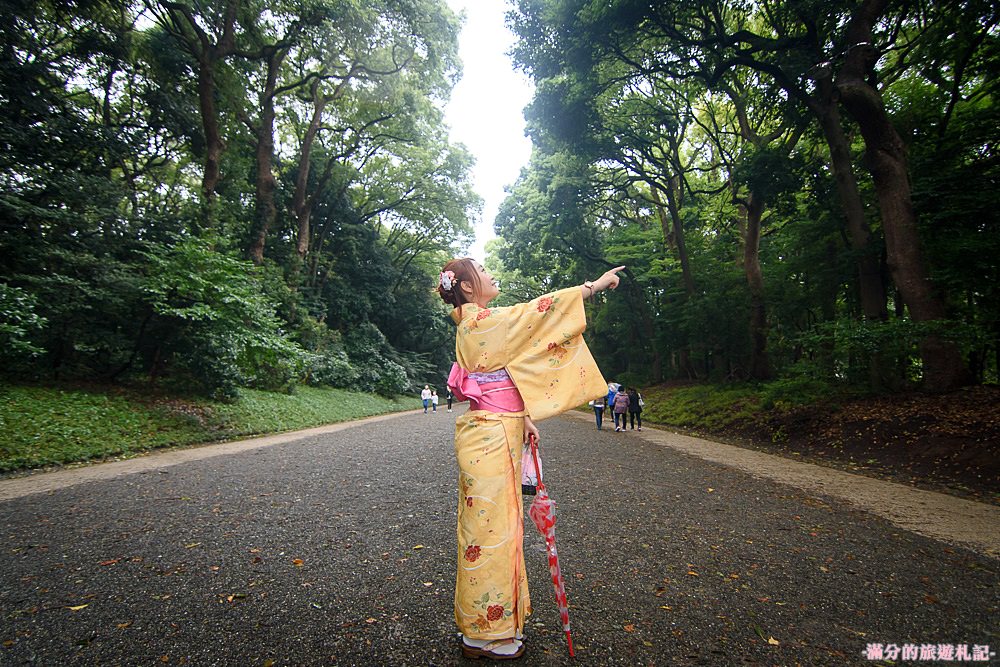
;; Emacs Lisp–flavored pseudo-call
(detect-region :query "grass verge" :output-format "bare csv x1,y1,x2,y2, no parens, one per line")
0,383,420,472
638,377,860,432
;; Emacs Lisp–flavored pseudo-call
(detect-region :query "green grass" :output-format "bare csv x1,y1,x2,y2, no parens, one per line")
0,384,421,472
639,377,858,432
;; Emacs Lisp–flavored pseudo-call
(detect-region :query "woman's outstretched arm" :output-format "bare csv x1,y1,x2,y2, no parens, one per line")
580,265,626,299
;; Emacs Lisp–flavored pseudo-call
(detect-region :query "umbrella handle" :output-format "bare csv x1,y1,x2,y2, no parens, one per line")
529,433,543,485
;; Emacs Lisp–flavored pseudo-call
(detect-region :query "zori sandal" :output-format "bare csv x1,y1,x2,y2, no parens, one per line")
461,637,525,660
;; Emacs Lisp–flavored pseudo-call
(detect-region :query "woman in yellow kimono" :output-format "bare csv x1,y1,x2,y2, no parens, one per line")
438,258,624,660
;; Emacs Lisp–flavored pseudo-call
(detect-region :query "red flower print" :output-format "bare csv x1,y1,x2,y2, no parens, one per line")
466,496,474,507
464,545,482,562
487,604,505,621
536,297,553,313
547,341,567,358
476,308,491,320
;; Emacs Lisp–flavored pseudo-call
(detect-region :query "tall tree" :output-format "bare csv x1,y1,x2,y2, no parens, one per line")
146,0,247,223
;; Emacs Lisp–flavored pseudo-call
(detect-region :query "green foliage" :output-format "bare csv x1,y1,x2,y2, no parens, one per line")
343,322,410,396
294,317,360,388
796,318,986,386
0,0,473,399
500,0,999,391
141,236,306,398
0,283,47,361
0,383,420,471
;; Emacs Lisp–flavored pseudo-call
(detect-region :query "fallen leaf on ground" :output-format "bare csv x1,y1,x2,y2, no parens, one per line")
768,636,780,645
623,624,635,633
292,559,304,567
66,604,89,611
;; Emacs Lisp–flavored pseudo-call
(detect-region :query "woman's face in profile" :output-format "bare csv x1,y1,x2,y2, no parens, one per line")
473,263,500,305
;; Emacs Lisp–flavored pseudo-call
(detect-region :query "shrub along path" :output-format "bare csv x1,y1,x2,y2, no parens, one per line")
0,410,995,665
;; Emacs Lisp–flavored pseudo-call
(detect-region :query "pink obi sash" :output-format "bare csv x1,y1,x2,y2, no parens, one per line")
447,363,525,413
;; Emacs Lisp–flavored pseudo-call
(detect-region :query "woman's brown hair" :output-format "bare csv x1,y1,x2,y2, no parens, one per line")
438,257,482,309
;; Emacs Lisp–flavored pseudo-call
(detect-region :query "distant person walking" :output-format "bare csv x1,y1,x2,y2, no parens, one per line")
613,385,630,432
589,398,605,430
627,387,643,431
446,387,454,412
421,384,432,413
431,389,439,412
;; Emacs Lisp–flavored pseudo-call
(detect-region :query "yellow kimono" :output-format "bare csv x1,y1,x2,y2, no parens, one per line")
450,287,607,640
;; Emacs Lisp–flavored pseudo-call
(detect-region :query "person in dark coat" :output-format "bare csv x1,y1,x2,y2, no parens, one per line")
627,387,643,431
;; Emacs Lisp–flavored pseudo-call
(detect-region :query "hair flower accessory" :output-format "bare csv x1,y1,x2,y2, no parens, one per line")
439,270,456,291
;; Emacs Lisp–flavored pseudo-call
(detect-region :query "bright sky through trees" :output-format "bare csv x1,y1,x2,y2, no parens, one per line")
444,0,534,262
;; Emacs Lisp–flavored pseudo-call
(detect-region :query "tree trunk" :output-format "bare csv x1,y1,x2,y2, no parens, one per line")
815,90,887,323
742,192,771,381
247,51,283,265
197,57,223,210
836,0,969,391
651,182,698,379
815,88,896,389
292,80,328,259
159,1,240,230
662,179,696,296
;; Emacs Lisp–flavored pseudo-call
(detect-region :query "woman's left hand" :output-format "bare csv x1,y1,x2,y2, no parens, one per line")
523,415,540,444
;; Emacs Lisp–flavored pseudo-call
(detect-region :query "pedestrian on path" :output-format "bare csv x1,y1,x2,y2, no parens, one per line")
589,398,605,430
627,387,643,431
446,387,454,412
613,386,630,431
431,389,439,412
420,385,432,413
438,257,624,660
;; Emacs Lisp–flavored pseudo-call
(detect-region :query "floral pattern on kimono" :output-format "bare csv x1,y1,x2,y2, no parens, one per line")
450,286,608,421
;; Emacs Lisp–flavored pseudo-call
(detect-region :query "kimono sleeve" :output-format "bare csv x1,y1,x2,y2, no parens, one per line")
503,287,607,420
502,287,587,354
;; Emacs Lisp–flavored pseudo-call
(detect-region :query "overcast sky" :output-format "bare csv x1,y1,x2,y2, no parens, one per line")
443,0,534,262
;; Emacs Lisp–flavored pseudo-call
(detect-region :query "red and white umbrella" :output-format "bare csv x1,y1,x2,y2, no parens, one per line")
526,434,575,657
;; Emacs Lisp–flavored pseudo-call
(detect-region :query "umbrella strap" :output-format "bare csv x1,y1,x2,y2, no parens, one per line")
529,434,543,485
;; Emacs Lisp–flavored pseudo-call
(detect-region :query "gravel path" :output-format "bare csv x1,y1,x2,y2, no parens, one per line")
1,410,996,665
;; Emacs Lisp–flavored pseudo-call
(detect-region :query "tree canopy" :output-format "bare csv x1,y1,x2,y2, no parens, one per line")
0,0,478,397
2,0,997,399
494,0,998,391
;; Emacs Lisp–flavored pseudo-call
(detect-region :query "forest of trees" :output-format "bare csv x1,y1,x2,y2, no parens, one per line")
1,0,478,398
493,0,998,393
1,0,997,401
